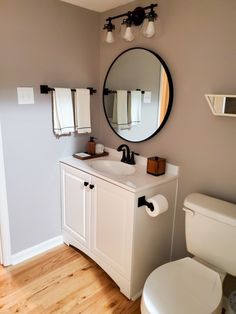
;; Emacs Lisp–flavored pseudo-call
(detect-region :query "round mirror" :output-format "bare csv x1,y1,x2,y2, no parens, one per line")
103,48,173,142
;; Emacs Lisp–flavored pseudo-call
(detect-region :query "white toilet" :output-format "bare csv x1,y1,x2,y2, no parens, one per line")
141,193,236,314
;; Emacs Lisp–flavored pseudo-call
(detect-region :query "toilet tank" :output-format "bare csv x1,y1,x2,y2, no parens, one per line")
183,193,236,276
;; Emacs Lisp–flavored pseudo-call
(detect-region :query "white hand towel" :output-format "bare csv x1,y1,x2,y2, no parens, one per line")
74,89,91,134
128,90,142,126
112,90,130,130
112,93,118,124
53,88,74,136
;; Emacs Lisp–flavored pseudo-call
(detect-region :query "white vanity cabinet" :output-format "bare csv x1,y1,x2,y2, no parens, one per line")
61,163,135,295
60,156,178,300
61,164,91,250
91,176,134,284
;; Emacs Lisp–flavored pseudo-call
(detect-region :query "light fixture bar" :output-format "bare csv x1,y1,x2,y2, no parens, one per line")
103,3,158,44
105,3,157,25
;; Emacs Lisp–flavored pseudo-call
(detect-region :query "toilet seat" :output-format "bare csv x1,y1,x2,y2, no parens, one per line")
141,257,222,314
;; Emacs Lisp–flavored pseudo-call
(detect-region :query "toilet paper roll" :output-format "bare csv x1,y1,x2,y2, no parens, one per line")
146,194,168,217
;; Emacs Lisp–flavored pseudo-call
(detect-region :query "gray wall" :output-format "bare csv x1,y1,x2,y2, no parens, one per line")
0,0,100,254
0,0,235,262
98,0,236,259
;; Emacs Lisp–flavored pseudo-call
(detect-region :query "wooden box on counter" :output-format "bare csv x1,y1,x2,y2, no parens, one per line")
147,156,166,176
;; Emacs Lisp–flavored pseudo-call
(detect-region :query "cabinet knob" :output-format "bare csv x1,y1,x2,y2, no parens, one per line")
89,184,95,190
84,182,89,187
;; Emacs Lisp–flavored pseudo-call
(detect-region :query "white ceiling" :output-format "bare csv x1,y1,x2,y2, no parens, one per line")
61,0,136,13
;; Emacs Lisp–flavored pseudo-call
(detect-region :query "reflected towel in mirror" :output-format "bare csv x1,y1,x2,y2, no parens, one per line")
112,90,130,130
128,90,142,127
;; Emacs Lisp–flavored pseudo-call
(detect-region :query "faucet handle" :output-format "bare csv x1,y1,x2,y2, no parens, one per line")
130,151,139,165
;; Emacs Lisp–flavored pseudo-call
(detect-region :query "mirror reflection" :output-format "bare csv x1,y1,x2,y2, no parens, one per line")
205,95,236,116
103,48,173,142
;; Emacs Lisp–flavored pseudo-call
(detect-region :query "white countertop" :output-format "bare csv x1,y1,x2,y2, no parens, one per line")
60,147,179,193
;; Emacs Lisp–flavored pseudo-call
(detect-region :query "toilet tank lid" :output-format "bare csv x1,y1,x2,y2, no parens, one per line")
184,193,236,227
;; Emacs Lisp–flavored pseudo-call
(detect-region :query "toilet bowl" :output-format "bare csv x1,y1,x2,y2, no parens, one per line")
141,257,222,314
141,193,236,314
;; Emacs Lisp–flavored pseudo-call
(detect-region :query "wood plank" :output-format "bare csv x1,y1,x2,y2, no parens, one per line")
0,245,78,298
0,245,140,313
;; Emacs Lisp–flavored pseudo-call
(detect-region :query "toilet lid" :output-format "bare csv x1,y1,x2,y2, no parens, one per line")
142,257,222,314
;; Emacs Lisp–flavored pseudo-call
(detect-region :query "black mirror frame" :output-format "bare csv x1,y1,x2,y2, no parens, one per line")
103,47,174,143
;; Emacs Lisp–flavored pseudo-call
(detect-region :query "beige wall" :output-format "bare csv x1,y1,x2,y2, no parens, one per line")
0,0,235,264
98,0,236,258
0,0,100,253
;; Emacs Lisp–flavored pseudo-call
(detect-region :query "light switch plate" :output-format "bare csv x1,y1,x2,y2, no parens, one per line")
143,91,152,103
17,87,34,105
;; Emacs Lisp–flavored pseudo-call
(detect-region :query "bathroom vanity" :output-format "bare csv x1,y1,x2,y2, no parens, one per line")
60,148,179,300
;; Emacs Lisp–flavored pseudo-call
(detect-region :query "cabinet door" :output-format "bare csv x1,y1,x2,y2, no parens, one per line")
91,176,134,279
61,164,91,249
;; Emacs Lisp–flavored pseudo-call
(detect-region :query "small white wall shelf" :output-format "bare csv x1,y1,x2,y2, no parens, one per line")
205,94,236,117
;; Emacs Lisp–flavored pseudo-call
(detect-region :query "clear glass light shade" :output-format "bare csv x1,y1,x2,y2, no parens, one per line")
119,22,126,38
143,20,156,38
105,30,115,44
123,26,135,42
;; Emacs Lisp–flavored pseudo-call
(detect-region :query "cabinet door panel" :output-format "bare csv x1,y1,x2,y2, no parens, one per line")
61,165,90,248
91,177,134,278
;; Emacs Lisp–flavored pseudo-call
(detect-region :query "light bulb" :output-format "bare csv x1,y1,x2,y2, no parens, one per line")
143,20,155,38
119,22,126,39
105,30,115,44
123,26,134,42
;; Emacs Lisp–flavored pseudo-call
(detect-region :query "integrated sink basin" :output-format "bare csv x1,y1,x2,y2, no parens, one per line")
89,160,136,176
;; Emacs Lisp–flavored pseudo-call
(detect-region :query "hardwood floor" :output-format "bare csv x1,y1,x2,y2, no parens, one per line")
0,245,141,313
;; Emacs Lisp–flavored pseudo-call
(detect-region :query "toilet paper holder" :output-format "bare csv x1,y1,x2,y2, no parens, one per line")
138,196,154,211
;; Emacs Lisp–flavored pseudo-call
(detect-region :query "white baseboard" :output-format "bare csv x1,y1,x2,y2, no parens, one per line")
131,290,142,301
11,235,63,265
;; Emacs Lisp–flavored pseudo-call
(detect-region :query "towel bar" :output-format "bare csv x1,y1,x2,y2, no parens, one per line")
40,85,96,95
104,88,145,95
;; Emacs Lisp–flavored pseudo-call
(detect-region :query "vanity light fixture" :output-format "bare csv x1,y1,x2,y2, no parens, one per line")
103,18,115,44
122,13,135,42
103,3,158,44
143,5,157,38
